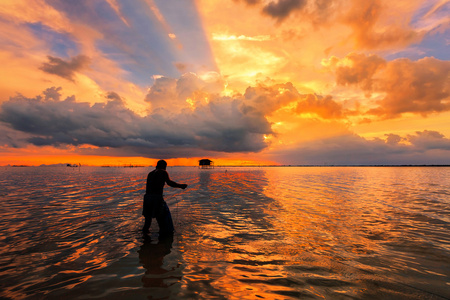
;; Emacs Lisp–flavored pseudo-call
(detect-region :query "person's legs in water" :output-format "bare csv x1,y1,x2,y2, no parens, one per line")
142,216,152,233
156,202,174,237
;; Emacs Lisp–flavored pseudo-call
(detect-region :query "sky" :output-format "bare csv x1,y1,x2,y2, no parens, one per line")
0,0,449,166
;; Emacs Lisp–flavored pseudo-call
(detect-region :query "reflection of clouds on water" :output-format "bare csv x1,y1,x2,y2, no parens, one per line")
188,168,277,232
176,168,285,293
1,167,449,299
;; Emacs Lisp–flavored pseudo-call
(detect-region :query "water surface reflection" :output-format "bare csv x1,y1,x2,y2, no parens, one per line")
138,235,182,298
0,166,449,299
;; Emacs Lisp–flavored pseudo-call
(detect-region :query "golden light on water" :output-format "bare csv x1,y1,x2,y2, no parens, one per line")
1,166,449,298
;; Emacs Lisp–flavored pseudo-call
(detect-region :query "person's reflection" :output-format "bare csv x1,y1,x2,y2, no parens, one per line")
138,235,176,288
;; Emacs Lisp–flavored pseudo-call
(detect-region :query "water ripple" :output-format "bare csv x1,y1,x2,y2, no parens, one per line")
0,166,449,299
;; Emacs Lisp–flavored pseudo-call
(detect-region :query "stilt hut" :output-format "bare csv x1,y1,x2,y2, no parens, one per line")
199,159,214,169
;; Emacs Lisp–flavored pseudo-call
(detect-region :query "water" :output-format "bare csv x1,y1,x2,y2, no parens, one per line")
0,166,449,299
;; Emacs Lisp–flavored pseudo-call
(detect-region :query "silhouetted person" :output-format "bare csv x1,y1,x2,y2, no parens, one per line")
142,160,187,237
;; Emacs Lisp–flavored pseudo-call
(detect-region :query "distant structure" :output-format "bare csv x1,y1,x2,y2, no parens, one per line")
199,159,214,169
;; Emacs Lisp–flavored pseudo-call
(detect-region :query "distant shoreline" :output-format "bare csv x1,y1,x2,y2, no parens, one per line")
3,164,450,168
215,164,450,168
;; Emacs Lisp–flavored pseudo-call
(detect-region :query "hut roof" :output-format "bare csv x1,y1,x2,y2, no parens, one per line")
199,159,213,165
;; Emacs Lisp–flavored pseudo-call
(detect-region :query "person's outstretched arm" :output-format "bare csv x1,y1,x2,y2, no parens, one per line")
165,172,187,189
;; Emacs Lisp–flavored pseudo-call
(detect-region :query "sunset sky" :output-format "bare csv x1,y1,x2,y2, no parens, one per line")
0,0,449,166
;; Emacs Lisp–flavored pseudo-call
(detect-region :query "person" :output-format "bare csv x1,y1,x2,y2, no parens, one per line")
142,160,187,237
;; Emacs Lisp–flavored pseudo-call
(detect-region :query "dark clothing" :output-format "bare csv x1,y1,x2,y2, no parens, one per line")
142,194,164,218
142,199,174,236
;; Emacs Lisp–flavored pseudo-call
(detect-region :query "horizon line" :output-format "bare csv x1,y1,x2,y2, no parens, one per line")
3,164,450,168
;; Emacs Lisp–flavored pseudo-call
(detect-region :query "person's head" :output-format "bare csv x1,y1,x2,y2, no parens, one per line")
156,160,167,170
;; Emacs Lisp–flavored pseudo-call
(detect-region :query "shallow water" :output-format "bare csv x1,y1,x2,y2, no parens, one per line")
0,166,449,299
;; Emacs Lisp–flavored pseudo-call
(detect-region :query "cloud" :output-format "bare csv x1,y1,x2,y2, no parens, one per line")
0,122,33,148
0,84,272,157
324,53,386,92
243,82,347,120
235,0,426,51
243,81,300,115
295,94,345,119
1,76,449,164
236,0,326,23
212,34,272,41
235,0,262,5
104,0,130,27
145,76,178,111
384,133,403,146
407,130,450,151
262,0,308,21
343,0,423,49
145,72,225,112
40,55,91,81
185,97,271,152
236,0,339,24
326,53,450,118
371,57,450,117
270,131,450,165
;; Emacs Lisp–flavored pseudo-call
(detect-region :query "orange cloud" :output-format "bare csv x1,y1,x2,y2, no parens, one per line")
324,53,386,92
105,0,131,27
295,94,345,119
243,82,300,115
327,53,450,118
372,57,450,117
198,0,432,99
0,0,72,33
343,0,424,49
0,1,149,113
231,0,426,51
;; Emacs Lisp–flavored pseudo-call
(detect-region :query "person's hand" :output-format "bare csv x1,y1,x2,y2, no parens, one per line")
180,184,188,190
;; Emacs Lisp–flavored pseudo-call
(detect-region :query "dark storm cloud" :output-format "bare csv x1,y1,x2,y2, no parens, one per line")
271,131,450,165
40,55,91,81
262,0,307,21
0,122,32,148
0,87,138,147
236,0,261,5
236,0,308,21
0,86,271,157
407,130,450,151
